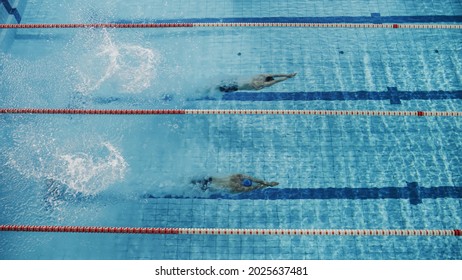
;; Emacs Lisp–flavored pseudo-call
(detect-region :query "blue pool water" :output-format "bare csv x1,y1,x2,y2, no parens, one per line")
0,0,461,259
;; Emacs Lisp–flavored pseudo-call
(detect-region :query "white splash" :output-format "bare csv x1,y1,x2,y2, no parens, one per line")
75,29,160,94
58,142,128,195
7,125,128,196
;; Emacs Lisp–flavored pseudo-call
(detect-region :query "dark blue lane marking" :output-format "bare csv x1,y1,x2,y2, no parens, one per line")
0,0,13,13
114,14,462,24
371,13,382,24
1,0,21,23
91,88,462,105
220,88,462,104
147,182,462,205
388,87,401,105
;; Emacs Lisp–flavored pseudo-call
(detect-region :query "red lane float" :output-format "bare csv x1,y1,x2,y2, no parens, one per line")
1,23,461,29
1,225,460,236
0,108,186,115
0,108,461,117
0,23,194,29
0,225,180,234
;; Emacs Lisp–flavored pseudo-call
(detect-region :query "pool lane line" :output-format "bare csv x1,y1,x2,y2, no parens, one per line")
145,183,462,205
92,89,462,105
1,108,461,117
222,89,462,104
1,225,461,236
1,23,461,29
115,15,462,25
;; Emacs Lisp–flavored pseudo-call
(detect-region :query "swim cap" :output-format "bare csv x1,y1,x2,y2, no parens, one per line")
242,179,253,187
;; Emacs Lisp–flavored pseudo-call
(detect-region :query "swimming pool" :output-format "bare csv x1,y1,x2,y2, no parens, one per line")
0,0,461,259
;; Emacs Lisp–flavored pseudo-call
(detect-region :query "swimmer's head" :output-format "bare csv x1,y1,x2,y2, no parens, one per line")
242,179,253,187
265,76,274,82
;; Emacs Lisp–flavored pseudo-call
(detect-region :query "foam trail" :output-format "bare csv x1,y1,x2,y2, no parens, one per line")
173,74,240,101
74,29,160,95
7,123,128,197
58,142,128,195
74,31,119,93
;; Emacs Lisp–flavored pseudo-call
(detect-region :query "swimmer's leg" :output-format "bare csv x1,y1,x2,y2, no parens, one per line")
93,96,121,104
191,177,212,191
142,193,155,199
200,178,211,191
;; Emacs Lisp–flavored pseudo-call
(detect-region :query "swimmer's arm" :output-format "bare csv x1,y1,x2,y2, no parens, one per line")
271,73,297,78
260,74,297,87
263,77,290,87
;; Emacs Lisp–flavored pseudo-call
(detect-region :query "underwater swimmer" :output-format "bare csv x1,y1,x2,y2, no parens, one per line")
191,174,279,193
217,73,297,92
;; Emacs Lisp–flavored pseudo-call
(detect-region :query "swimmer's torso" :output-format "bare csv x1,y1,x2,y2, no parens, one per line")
238,75,266,90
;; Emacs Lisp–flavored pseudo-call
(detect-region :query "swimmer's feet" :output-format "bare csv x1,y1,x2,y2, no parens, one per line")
201,177,212,191
191,177,212,191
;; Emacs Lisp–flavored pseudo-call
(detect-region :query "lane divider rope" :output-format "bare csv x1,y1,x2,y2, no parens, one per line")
1,225,461,236
0,23,461,29
0,108,461,117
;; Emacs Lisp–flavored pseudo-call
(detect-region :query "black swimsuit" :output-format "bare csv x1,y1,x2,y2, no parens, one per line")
218,82,239,92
